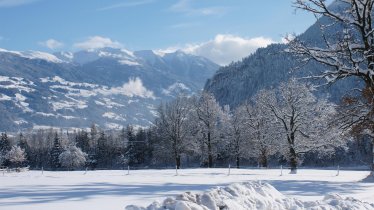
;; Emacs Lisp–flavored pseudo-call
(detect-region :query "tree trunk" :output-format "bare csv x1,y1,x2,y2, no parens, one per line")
207,131,213,168
176,155,181,169
208,155,213,168
259,153,268,168
236,156,240,169
289,147,297,174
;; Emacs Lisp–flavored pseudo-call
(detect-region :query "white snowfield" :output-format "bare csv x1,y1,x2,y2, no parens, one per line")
0,168,373,210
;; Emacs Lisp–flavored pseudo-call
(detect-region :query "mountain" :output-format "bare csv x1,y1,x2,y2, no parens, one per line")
204,4,357,109
0,47,219,131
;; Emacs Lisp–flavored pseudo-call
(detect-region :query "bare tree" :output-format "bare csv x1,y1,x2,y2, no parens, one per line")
194,92,224,168
291,0,374,173
221,105,248,168
155,95,194,169
244,95,280,168
259,79,339,173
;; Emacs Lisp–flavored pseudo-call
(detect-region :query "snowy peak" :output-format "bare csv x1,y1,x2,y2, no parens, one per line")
52,47,218,70
53,51,74,63
0,48,64,63
61,47,138,65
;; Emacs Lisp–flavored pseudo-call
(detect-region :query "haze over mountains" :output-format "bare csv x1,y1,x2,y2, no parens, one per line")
0,47,219,131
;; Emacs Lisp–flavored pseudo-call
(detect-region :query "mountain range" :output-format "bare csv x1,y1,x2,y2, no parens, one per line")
0,47,219,131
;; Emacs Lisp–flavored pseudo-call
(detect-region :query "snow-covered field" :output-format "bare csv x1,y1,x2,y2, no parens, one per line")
0,168,373,210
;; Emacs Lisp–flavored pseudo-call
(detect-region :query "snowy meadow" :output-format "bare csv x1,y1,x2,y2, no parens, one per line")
0,168,373,210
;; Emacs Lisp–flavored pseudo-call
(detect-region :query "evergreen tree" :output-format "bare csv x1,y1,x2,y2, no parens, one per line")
76,130,90,153
125,125,137,166
96,131,108,168
50,133,63,170
134,129,147,165
0,133,11,167
90,123,98,148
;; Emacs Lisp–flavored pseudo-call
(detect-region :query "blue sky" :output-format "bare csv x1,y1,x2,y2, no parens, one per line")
0,0,321,64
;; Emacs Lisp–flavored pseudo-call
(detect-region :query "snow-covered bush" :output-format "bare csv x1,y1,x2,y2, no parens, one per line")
59,145,87,170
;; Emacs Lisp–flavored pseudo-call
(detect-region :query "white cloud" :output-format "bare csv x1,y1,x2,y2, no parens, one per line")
183,34,275,65
98,0,154,11
170,0,227,16
73,36,123,50
103,77,154,99
0,0,38,7
39,39,64,50
153,47,179,57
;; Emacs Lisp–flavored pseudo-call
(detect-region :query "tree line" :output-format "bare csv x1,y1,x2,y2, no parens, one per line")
1,79,364,173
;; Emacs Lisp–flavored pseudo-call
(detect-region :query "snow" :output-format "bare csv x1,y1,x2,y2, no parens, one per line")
102,112,126,121
41,76,155,99
60,115,77,120
14,119,28,125
40,76,98,88
0,48,63,63
100,98,125,108
14,93,33,113
162,82,191,96
128,182,374,210
20,51,64,63
0,76,35,93
0,168,373,210
0,93,12,101
34,112,77,120
105,122,122,129
119,59,141,66
52,100,88,111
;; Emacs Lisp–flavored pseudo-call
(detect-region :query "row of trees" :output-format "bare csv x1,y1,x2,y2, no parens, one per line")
0,133,26,168
0,125,154,170
156,79,343,173
0,79,348,172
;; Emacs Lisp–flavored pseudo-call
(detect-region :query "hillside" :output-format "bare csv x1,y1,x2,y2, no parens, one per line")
0,48,219,131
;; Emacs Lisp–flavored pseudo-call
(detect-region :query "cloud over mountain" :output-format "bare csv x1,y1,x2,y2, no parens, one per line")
39,39,64,50
184,34,275,65
74,36,123,50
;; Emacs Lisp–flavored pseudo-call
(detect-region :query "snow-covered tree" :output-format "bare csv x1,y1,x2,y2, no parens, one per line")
244,95,280,168
59,145,87,170
259,79,340,173
291,0,374,174
6,146,26,168
194,92,225,168
223,105,251,168
18,133,30,165
155,96,194,169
